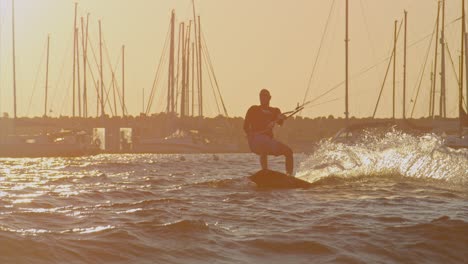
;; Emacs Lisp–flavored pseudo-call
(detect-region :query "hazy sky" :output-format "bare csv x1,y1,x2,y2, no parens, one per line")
0,0,465,118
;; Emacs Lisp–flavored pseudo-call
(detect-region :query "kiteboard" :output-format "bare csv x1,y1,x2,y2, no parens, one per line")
249,169,312,189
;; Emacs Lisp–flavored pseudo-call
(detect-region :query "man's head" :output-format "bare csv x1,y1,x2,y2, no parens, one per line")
259,89,271,107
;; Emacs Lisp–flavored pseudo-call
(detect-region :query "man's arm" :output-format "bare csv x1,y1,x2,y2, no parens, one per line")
276,108,285,126
243,107,253,135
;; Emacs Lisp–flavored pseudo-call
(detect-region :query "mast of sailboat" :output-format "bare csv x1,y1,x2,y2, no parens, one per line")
76,27,81,117
191,0,202,117
81,14,89,118
112,72,117,116
174,23,182,113
431,2,441,118
44,35,50,117
122,45,126,117
345,0,349,124
99,20,105,117
192,42,195,116
180,22,186,117
464,0,468,115
403,11,407,120
167,10,176,114
393,20,397,120
440,1,446,118
197,15,203,117
431,1,440,118
185,21,192,116
462,0,467,136
460,54,464,137
72,3,77,117
12,0,17,119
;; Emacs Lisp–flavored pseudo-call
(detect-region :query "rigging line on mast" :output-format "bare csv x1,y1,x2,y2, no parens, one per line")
153,57,169,114
84,52,107,117
50,30,74,115
26,39,48,116
304,18,442,116
100,39,119,116
201,35,222,116
445,43,466,109
86,33,108,115
146,23,171,115
200,29,229,117
357,15,461,82
359,0,377,62
200,43,221,116
445,44,460,88
201,32,221,115
146,21,172,115
372,19,404,118
87,28,123,116
146,47,169,115
58,77,73,116
409,17,437,118
301,0,336,107
102,38,126,116
102,53,122,116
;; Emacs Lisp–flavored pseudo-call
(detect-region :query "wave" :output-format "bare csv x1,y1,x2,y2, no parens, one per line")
189,178,245,189
159,219,211,234
386,216,468,263
297,129,468,187
241,238,334,255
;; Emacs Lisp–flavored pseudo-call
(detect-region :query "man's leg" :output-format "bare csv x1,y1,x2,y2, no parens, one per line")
271,140,294,176
260,155,268,170
284,148,293,176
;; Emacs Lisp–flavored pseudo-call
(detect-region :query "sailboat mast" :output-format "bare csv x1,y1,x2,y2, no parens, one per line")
440,1,446,118
99,20,105,117
345,0,349,123
167,10,175,114
122,45,125,117
81,14,89,118
44,35,50,117
76,28,81,117
464,0,468,112
460,54,464,137
198,16,203,117
12,0,17,119
174,23,182,114
192,42,195,116
72,3,77,117
185,21,192,116
462,0,467,136
393,20,397,120
191,0,201,116
403,11,407,120
180,23,186,117
112,72,117,116
431,2,441,118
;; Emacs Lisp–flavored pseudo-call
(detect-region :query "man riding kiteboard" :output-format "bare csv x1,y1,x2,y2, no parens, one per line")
243,89,294,176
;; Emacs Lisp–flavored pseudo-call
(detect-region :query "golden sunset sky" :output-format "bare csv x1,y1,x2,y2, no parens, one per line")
0,0,465,118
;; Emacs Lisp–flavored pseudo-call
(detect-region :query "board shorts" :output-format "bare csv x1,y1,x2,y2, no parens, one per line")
248,134,290,156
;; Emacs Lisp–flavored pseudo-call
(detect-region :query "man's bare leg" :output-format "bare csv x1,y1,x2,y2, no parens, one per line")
280,145,294,176
260,155,268,171
285,151,294,176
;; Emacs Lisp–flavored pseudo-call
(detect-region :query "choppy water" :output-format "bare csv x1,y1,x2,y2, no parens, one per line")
0,131,467,264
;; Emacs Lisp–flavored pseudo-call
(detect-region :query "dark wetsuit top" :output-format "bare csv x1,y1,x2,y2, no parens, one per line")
244,105,283,138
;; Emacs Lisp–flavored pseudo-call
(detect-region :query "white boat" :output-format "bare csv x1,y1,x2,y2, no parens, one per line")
0,130,99,158
443,134,468,149
133,129,211,153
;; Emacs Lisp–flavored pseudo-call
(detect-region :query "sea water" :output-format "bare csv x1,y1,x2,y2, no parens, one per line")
0,130,466,263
